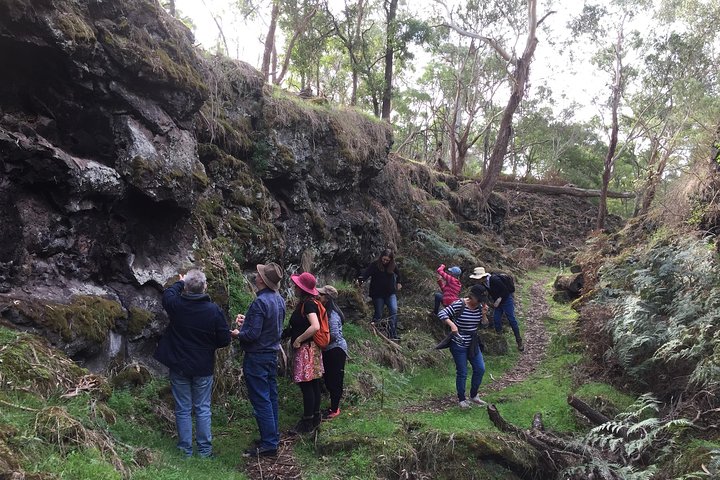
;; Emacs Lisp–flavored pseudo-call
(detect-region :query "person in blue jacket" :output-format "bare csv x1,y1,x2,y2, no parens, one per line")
231,262,286,458
154,269,231,458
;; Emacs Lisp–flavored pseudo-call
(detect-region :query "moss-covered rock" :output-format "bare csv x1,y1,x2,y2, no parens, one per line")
0,325,87,396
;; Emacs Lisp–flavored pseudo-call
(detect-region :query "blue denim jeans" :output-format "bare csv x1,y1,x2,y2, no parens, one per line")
493,295,521,341
449,341,485,401
372,294,398,338
243,352,279,451
170,370,213,457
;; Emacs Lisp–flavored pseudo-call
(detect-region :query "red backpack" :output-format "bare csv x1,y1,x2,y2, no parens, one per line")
301,299,330,349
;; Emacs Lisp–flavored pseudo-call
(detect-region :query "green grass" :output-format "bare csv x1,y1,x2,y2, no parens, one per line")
0,266,638,479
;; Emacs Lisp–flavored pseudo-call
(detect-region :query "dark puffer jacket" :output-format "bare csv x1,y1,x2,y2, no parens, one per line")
154,281,231,377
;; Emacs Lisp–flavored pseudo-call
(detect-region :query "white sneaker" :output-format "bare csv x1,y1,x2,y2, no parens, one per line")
470,395,487,406
458,400,472,409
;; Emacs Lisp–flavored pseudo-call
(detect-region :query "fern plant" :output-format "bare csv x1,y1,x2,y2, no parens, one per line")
566,394,694,479
597,237,720,397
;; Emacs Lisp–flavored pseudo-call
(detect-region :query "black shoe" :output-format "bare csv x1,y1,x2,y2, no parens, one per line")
313,412,321,428
291,416,315,434
242,446,277,458
517,339,525,352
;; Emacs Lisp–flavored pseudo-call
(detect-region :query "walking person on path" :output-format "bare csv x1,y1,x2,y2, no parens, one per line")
358,248,402,341
317,285,348,420
285,272,324,433
438,284,489,408
470,267,524,351
230,263,285,458
154,269,231,458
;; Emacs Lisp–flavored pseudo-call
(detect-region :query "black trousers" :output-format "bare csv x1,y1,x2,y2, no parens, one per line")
322,347,347,411
298,379,321,417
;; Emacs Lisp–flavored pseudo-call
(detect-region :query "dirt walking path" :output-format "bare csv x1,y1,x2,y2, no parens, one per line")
402,278,551,413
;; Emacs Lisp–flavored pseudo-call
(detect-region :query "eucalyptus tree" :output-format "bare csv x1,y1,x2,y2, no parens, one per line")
434,0,554,205
569,0,655,229
631,0,720,217
414,39,507,175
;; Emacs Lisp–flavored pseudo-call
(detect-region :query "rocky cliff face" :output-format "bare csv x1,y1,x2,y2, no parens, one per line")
0,0,608,371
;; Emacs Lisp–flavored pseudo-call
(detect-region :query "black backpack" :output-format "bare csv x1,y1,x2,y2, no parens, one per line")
494,273,515,294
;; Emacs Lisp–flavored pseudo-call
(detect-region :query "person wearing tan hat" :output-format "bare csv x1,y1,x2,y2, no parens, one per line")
286,271,324,433
317,285,348,420
230,262,285,457
472,266,523,352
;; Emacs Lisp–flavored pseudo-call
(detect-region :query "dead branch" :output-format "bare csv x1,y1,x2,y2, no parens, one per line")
567,395,611,425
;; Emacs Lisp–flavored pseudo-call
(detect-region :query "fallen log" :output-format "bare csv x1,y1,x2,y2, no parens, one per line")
567,395,611,425
554,273,584,295
495,181,635,199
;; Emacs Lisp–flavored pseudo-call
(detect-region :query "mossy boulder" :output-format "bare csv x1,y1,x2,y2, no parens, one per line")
0,325,87,396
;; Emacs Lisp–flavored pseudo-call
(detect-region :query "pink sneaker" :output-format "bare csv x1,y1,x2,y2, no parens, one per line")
323,408,341,420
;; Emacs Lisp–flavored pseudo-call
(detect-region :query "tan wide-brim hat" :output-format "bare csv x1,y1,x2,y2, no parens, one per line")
317,285,338,299
257,262,283,291
469,266,490,279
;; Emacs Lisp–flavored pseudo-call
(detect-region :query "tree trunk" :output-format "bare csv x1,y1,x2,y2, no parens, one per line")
262,0,281,81
567,395,611,426
381,0,399,120
597,25,624,230
477,2,543,206
494,181,635,198
274,6,319,86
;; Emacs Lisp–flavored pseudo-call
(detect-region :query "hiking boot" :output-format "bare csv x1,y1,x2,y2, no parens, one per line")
322,408,341,420
517,339,525,352
291,416,315,435
313,412,322,428
470,394,487,406
458,399,472,409
242,446,277,458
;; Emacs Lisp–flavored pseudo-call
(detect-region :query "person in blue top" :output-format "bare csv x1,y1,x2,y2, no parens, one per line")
231,262,285,458
317,285,348,420
154,269,231,458
438,284,488,408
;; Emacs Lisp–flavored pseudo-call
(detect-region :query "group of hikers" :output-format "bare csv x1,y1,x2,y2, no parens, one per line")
152,248,523,458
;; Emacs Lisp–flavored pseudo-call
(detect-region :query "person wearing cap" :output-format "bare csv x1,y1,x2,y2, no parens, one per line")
230,263,285,458
357,248,402,341
470,267,523,352
154,269,231,458
437,284,488,408
285,271,324,433
434,264,463,315
317,285,348,420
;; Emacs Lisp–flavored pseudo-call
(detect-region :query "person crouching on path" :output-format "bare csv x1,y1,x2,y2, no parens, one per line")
471,267,523,352
286,272,324,433
358,248,402,341
317,285,347,420
437,284,488,409
154,269,231,458
230,263,285,458
434,264,462,314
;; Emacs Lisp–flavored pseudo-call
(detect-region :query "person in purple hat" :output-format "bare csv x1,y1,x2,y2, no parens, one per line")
285,271,324,433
